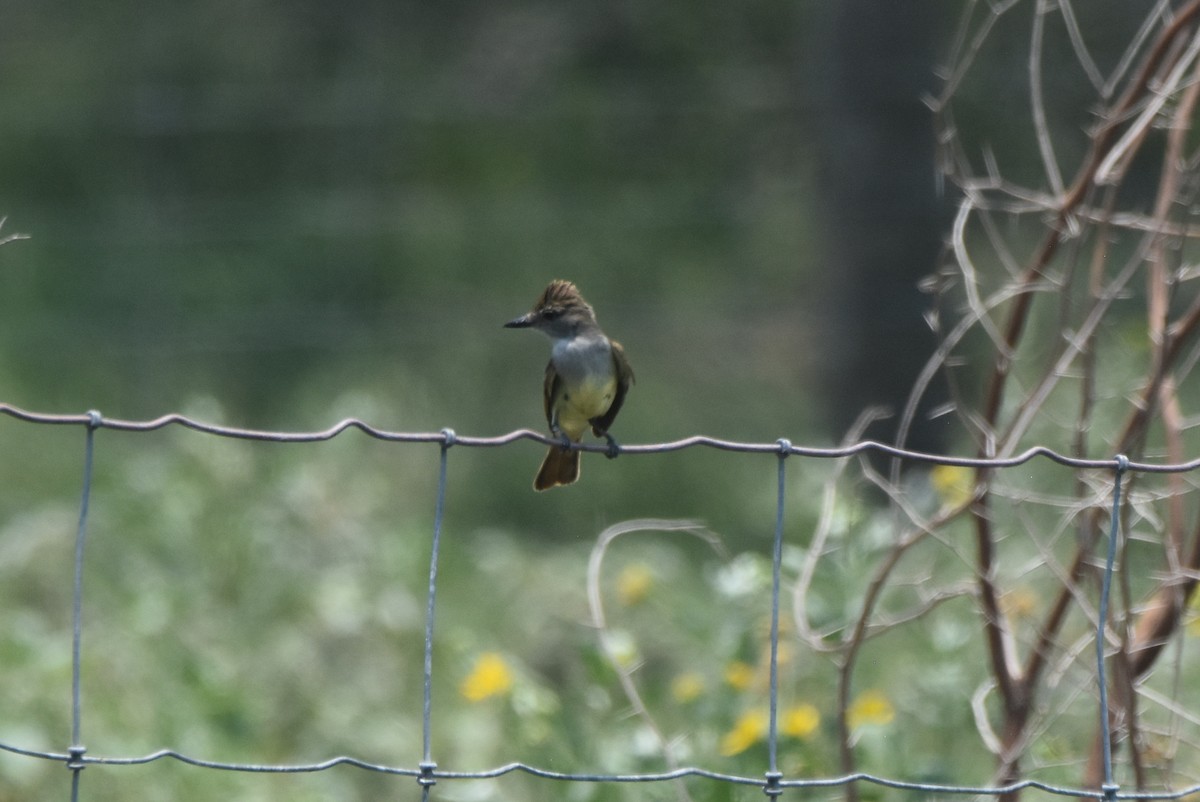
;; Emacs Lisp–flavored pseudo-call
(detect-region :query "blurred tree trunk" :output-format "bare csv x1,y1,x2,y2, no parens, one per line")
812,1,949,453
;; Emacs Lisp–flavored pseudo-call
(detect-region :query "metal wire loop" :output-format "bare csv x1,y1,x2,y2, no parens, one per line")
763,770,785,798
66,744,87,771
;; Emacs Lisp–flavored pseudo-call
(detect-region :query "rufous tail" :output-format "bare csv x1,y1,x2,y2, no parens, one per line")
534,446,580,490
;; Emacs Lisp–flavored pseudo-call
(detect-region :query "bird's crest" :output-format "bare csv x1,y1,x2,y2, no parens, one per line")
535,279,589,312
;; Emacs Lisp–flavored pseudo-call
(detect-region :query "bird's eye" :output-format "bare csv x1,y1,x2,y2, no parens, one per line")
542,307,563,320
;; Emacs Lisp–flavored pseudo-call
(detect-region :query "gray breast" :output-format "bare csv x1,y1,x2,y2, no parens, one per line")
552,335,614,384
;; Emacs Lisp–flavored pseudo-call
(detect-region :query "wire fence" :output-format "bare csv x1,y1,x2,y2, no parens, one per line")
0,401,1195,801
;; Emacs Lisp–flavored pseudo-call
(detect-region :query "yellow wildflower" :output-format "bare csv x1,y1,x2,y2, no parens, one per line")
720,709,767,756
848,689,895,729
930,464,974,508
782,704,820,739
1002,586,1039,620
460,652,514,702
724,660,755,690
616,563,654,606
1188,587,1200,636
671,672,705,703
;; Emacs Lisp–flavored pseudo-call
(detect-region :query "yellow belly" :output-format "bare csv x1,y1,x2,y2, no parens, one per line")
554,376,616,440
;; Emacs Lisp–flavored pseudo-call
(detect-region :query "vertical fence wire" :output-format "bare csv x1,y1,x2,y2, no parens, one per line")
1096,455,1128,800
764,440,790,798
68,412,100,802
419,429,455,799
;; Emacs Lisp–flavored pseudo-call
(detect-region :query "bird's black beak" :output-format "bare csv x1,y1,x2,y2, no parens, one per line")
504,313,533,329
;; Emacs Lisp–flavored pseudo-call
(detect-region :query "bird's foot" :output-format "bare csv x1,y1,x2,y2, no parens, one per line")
602,432,621,459
550,427,572,452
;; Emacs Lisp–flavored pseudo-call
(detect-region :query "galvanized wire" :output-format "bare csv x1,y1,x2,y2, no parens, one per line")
1096,454,1129,802
67,411,99,802
419,428,455,800
0,402,1180,471
765,439,791,799
0,405,1185,800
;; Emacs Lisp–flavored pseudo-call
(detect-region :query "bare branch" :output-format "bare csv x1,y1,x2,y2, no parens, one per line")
1030,0,1066,195
586,519,722,802
1096,27,1200,185
1057,0,1105,94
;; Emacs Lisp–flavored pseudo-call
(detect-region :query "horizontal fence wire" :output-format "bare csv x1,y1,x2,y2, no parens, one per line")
0,402,1195,800
3,401,1197,471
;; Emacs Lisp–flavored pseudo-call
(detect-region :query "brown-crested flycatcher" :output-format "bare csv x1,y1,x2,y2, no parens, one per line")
505,280,634,490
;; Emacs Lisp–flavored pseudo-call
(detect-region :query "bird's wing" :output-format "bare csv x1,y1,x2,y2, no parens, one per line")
590,339,634,436
543,359,562,430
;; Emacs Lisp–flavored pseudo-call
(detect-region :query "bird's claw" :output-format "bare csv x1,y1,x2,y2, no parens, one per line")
550,427,572,452
602,432,620,459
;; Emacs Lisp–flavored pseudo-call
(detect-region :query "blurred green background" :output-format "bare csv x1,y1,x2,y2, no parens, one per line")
0,1,1167,800
0,1,957,451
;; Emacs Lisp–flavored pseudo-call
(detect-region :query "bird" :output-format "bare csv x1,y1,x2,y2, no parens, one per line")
504,280,634,490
